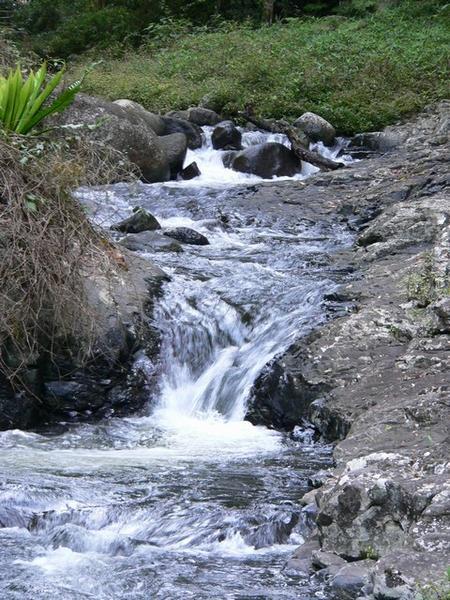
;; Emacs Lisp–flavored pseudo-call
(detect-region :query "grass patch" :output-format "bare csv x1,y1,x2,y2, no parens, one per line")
78,5,450,134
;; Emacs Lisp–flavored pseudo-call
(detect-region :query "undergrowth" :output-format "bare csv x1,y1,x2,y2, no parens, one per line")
77,3,450,134
0,131,137,391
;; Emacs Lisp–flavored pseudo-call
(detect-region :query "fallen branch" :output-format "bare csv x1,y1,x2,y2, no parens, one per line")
240,112,344,171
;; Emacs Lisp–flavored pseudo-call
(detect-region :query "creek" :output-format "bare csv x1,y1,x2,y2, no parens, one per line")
0,129,355,599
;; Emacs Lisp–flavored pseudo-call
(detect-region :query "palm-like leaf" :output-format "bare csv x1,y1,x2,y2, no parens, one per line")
0,62,84,135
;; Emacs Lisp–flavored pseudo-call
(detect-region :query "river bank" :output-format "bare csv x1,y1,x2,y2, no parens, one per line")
248,101,449,597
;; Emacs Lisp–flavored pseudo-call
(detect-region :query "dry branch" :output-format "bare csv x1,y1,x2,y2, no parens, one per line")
241,112,344,171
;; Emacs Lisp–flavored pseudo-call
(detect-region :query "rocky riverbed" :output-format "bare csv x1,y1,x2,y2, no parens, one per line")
0,99,448,599
247,101,449,597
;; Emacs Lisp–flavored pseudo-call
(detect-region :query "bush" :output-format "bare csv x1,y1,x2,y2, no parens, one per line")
27,7,138,58
77,3,450,134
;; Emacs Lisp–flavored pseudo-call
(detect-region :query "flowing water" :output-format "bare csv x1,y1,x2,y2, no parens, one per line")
0,129,354,599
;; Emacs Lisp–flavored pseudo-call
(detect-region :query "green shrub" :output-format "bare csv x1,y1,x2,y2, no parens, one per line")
77,4,450,134
29,7,138,58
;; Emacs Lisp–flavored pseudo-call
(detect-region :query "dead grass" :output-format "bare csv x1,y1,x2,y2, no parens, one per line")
0,132,137,391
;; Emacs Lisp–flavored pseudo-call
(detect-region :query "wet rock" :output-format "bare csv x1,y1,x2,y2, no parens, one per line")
212,120,242,151
226,142,302,179
158,133,188,178
244,512,299,549
0,250,167,429
246,352,330,429
181,161,201,180
161,115,203,150
222,150,237,169
163,227,210,246
111,207,161,234
119,230,183,253
284,538,319,575
0,375,39,430
293,112,336,146
52,94,171,183
44,379,108,412
113,99,165,135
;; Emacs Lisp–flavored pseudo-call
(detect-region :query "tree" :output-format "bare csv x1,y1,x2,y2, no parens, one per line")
262,0,274,22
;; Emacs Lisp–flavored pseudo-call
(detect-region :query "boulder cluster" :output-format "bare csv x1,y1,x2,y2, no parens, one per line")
54,93,337,181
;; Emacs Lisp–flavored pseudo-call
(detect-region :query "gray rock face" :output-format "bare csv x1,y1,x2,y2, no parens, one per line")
329,561,374,600
162,115,203,150
110,207,161,234
0,250,167,429
212,120,242,150
226,142,302,178
113,99,166,135
243,101,450,594
158,132,188,178
163,227,210,246
53,94,171,183
294,112,336,146
350,131,404,152
247,354,329,429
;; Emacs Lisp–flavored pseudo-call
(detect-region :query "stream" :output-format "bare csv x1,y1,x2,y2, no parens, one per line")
0,129,355,599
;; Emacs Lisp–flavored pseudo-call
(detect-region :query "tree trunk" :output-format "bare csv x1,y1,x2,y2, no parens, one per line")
262,0,274,24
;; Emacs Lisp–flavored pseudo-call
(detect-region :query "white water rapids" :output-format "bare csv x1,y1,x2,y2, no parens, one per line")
0,128,355,599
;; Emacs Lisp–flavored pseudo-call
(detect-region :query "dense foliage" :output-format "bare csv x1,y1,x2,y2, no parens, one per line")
78,2,449,134
11,0,447,59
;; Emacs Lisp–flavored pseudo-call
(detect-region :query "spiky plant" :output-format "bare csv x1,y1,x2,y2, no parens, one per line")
0,63,82,135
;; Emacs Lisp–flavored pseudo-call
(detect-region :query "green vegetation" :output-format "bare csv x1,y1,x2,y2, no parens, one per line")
417,568,450,600
75,2,449,134
406,252,439,308
0,63,82,135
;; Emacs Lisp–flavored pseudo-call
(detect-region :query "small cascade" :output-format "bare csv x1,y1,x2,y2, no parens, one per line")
0,125,356,600
168,125,353,187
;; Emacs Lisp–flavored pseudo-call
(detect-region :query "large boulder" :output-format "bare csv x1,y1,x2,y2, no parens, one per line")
53,94,171,183
0,251,167,429
167,107,221,126
113,99,166,135
212,120,242,151
225,142,302,179
161,115,203,150
294,112,336,146
158,133,188,178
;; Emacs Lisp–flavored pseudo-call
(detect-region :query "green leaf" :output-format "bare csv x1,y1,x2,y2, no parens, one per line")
0,61,87,135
